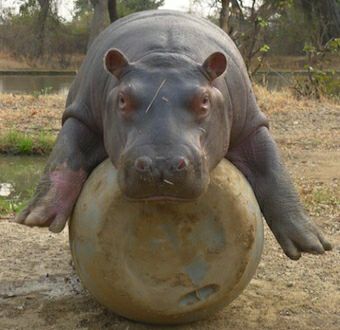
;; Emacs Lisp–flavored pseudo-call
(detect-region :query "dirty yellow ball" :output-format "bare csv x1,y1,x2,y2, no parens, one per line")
69,159,263,325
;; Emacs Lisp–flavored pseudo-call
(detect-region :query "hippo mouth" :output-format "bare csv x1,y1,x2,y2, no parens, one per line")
116,146,210,203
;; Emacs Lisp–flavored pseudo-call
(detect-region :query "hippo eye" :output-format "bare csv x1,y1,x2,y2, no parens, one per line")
197,93,210,117
118,93,126,108
190,91,211,120
202,94,210,106
117,92,134,120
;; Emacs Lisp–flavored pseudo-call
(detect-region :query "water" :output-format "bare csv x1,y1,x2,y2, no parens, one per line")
0,72,304,95
0,155,46,207
0,75,74,95
1,71,339,95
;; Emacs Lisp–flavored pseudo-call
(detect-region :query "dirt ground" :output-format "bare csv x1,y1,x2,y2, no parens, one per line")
0,87,339,330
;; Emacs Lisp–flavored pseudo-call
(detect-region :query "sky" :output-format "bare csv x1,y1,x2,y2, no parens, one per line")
1,0,202,21
161,0,193,11
57,0,196,20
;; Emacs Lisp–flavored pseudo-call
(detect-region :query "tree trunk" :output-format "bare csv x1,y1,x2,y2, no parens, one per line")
326,0,340,39
35,0,50,59
300,0,340,44
88,0,108,49
108,0,118,23
219,0,230,34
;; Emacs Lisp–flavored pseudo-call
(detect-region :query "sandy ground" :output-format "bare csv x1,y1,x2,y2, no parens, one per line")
0,87,339,329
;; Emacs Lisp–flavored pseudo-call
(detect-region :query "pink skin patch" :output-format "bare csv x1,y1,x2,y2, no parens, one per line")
48,165,87,216
21,163,88,232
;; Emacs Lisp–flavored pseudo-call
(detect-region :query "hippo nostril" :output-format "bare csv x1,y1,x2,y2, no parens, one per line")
174,157,189,172
134,156,152,173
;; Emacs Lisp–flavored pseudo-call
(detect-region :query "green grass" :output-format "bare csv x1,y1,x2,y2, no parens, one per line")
0,197,26,216
0,130,56,155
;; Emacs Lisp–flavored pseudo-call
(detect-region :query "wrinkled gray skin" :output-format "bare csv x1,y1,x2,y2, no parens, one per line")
15,11,331,260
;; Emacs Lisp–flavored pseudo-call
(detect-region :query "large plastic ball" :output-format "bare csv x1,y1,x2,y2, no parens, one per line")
69,159,263,325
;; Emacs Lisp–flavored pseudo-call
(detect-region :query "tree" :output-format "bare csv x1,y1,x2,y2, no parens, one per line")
88,0,109,48
108,0,118,23
267,0,340,56
236,0,282,75
35,0,50,58
299,0,340,49
74,0,92,20
86,0,164,48
194,0,291,75
213,0,243,35
0,0,165,65
219,0,229,33
117,0,165,17
18,0,52,59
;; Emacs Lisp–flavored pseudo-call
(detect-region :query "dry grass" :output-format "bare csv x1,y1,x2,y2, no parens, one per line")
253,84,339,114
0,51,31,70
1,86,339,133
0,86,339,155
0,93,64,136
0,93,64,153
265,54,340,71
0,51,85,70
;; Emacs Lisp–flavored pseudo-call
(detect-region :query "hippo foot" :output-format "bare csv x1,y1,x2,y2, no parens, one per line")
14,188,70,233
14,167,86,233
271,216,332,260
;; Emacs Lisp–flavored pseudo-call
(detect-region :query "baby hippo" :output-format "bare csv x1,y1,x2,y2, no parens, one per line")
15,10,331,260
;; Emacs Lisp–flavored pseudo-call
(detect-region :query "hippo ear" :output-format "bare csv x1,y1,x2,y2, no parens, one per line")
104,48,129,78
202,52,227,81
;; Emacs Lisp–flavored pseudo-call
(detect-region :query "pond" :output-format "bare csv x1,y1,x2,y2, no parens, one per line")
0,156,46,213
0,74,75,95
0,71,316,94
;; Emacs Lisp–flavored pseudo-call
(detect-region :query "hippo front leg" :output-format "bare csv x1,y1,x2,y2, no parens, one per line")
226,127,332,260
14,118,107,233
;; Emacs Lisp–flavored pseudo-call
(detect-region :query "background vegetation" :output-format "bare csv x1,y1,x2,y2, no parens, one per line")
0,0,339,96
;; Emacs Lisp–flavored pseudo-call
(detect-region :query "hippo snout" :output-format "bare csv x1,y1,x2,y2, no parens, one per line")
117,148,209,201
134,156,189,175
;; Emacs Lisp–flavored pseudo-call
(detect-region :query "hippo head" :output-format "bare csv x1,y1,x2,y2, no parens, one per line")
103,49,230,201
